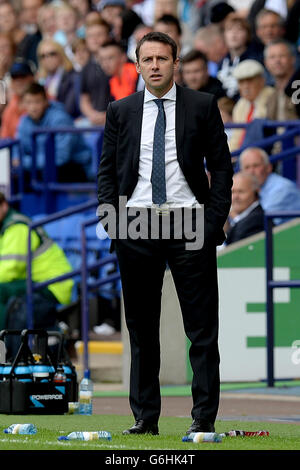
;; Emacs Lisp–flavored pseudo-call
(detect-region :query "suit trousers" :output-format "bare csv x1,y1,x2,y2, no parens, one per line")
114,209,220,424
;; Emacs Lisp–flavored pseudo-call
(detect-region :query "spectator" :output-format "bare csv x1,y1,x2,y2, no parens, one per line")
0,2,27,49
98,40,138,100
240,146,300,224
255,8,285,48
113,7,143,52
154,0,179,22
71,37,91,72
0,191,74,356
153,13,183,55
69,0,93,38
217,13,262,100
229,59,276,151
225,171,264,245
17,0,44,66
36,38,76,110
264,39,300,119
36,3,57,40
53,2,80,63
194,24,228,77
97,0,126,32
181,49,226,99
17,82,92,183
0,59,35,139
79,18,112,126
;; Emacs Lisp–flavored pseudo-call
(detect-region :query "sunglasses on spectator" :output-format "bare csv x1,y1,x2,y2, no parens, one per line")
39,51,58,59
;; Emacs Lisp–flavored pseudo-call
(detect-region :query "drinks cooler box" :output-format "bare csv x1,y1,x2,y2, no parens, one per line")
0,329,78,414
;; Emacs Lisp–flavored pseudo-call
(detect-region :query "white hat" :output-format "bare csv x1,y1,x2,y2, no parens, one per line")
233,60,265,80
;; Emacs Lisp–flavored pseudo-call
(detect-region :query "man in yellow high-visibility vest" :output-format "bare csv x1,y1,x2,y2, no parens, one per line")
0,192,74,331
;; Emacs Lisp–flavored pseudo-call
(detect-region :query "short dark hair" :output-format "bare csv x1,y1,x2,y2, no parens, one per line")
181,49,208,66
135,31,177,62
23,82,47,99
100,39,126,53
155,14,182,36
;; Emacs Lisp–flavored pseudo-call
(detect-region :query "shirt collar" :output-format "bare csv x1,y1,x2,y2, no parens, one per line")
231,200,260,226
144,82,176,103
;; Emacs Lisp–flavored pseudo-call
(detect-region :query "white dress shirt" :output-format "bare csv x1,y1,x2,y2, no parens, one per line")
127,83,198,208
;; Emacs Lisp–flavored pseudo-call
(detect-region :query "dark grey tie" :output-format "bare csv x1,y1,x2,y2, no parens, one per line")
151,99,167,206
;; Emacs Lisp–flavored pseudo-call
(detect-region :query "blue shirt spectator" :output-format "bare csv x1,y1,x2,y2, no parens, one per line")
17,83,92,182
240,146,300,224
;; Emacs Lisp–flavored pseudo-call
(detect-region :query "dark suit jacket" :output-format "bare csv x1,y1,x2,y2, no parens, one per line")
97,84,233,245
226,203,264,245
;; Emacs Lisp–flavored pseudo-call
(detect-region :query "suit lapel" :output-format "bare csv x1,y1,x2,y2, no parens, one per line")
175,84,185,167
131,90,144,171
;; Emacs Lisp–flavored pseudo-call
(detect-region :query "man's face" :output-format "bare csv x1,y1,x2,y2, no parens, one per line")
136,40,178,97
194,36,227,63
231,174,257,214
0,4,17,32
23,93,48,121
264,43,295,79
22,0,43,25
224,24,248,50
238,75,265,102
182,59,208,90
256,13,284,46
240,150,272,186
98,45,124,77
85,25,110,54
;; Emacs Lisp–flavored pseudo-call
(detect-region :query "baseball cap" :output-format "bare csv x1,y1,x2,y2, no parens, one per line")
9,59,35,78
233,60,265,80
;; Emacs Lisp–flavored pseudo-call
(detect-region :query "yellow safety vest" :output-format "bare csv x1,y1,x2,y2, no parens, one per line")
0,209,74,304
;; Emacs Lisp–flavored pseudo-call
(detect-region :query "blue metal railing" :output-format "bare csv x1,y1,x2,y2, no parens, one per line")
80,216,119,374
264,211,300,387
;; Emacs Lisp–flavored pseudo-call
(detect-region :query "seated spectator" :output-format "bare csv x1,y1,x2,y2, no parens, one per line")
36,39,74,101
36,3,57,40
218,13,263,101
264,39,300,119
153,14,184,56
0,2,27,50
17,83,92,183
0,59,35,139
181,49,226,99
53,2,80,64
229,59,276,151
194,24,228,77
225,171,264,245
16,0,44,66
0,192,74,357
97,40,138,100
79,17,112,126
255,8,285,51
113,7,143,52
240,146,300,224
69,0,92,38
71,38,91,72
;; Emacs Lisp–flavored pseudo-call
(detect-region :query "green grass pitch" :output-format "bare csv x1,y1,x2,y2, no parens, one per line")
0,414,299,450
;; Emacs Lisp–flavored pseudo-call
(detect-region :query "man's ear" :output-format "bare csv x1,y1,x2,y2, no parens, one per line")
135,61,141,74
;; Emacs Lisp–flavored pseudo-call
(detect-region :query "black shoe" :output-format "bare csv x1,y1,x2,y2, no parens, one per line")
123,419,159,435
186,419,215,434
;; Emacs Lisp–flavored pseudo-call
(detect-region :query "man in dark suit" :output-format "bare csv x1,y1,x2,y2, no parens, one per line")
225,171,264,245
97,32,233,436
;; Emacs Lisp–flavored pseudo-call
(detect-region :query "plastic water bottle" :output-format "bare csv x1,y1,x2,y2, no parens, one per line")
182,432,222,443
79,370,93,415
4,424,37,435
58,431,112,441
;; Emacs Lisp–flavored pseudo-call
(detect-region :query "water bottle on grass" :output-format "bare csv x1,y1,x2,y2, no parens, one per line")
4,424,37,435
58,431,111,441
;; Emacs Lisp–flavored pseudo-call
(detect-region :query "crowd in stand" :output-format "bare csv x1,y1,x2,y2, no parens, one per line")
1,0,300,334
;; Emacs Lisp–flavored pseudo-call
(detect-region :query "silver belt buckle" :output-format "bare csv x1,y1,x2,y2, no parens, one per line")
152,203,170,216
